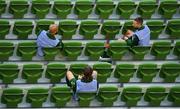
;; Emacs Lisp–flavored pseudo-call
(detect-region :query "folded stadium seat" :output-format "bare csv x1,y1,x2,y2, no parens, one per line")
95,0,115,19
158,0,178,19
173,41,180,58
84,41,105,60
74,0,93,19
0,0,6,16
165,19,180,39
121,86,143,106
101,21,121,39
0,63,19,83
46,63,67,83
59,20,78,39
0,42,14,60
22,64,43,83
35,20,55,35
130,46,151,60
114,64,136,82
50,86,72,107
159,63,180,82
137,63,159,82
26,88,48,107
42,47,60,60
1,88,23,107
13,21,34,39
79,20,100,39
93,62,112,83
122,20,135,35
146,20,165,39
97,86,120,106
144,86,167,106
9,0,29,18
168,86,180,106
77,92,97,106
17,42,37,60
137,0,157,19
116,0,136,19
107,41,129,60
69,63,88,78
0,20,10,39
150,41,172,60
53,0,72,19
31,0,51,18
62,42,83,60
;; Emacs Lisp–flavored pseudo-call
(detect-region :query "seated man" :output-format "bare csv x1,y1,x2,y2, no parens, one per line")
122,17,150,46
36,24,63,56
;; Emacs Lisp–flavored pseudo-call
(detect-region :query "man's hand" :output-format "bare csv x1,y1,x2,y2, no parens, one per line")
126,30,134,37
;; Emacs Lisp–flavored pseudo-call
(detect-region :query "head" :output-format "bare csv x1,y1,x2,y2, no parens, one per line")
132,17,143,29
82,66,93,82
49,24,58,36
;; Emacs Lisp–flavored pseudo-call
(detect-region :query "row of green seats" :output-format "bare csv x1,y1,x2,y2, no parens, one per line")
1,85,180,107
0,62,179,83
0,40,179,61
1,19,180,40
0,0,179,19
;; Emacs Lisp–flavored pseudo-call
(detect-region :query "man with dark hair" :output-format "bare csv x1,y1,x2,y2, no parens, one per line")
122,17,150,46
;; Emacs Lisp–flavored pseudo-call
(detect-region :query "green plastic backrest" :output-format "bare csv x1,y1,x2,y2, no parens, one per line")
47,63,66,69
52,86,71,92
123,86,142,92
175,41,180,46
99,86,118,91
0,20,9,25
153,41,171,47
93,62,112,69
10,0,27,4
86,42,104,47
59,20,76,25
103,21,120,26
23,64,42,69
168,19,180,26
28,88,48,94
70,63,88,69
0,64,18,69
139,63,157,69
146,20,164,26
170,86,180,94
0,42,13,46
36,20,54,25
3,88,23,94
116,64,135,69
139,0,156,5
119,0,135,5
97,0,113,3
54,0,71,4
64,42,82,47
161,63,180,69
32,0,49,4
18,42,37,47
110,41,127,47
76,0,92,4
160,0,177,4
146,86,166,92
15,21,32,26
81,20,98,25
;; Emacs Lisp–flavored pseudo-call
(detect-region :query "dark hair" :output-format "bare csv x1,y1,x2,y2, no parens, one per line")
81,66,93,83
134,17,143,25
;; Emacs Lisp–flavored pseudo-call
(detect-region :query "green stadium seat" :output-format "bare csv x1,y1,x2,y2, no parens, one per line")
46,63,67,83
62,42,83,60
77,92,96,106
101,21,121,39
137,63,159,82
13,21,33,39
165,19,180,39
159,63,180,82
168,86,180,106
26,88,48,107
53,0,72,18
107,41,129,60
69,63,88,78
173,41,180,58
35,20,54,35
1,88,23,107
0,0,6,16
144,86,167,106
158,0,178,18
9,0,28,18
85,41,104,60
74,0,93,19
97,86,120,106
31,0,51,18
59,20,78,39
42,47,60,60
121,86,143,106
93,62,112,83
0,42,14,60
146,20,165,39
114,64,136,82
0,64,19,83
151,41,172,59
17,41,37,60
137,0,157,18
122,21,135,35
22,64,43,83
130,46,151,60
116,0,136,19
79,20,100,39
50,86,72,107
0,20,10,39
95,0,115,19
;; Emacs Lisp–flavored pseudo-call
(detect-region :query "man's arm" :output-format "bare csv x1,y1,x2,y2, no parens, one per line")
124,34,139,47
56,39,64,50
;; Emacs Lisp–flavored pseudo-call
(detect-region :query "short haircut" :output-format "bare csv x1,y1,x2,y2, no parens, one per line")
134,17,143,25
